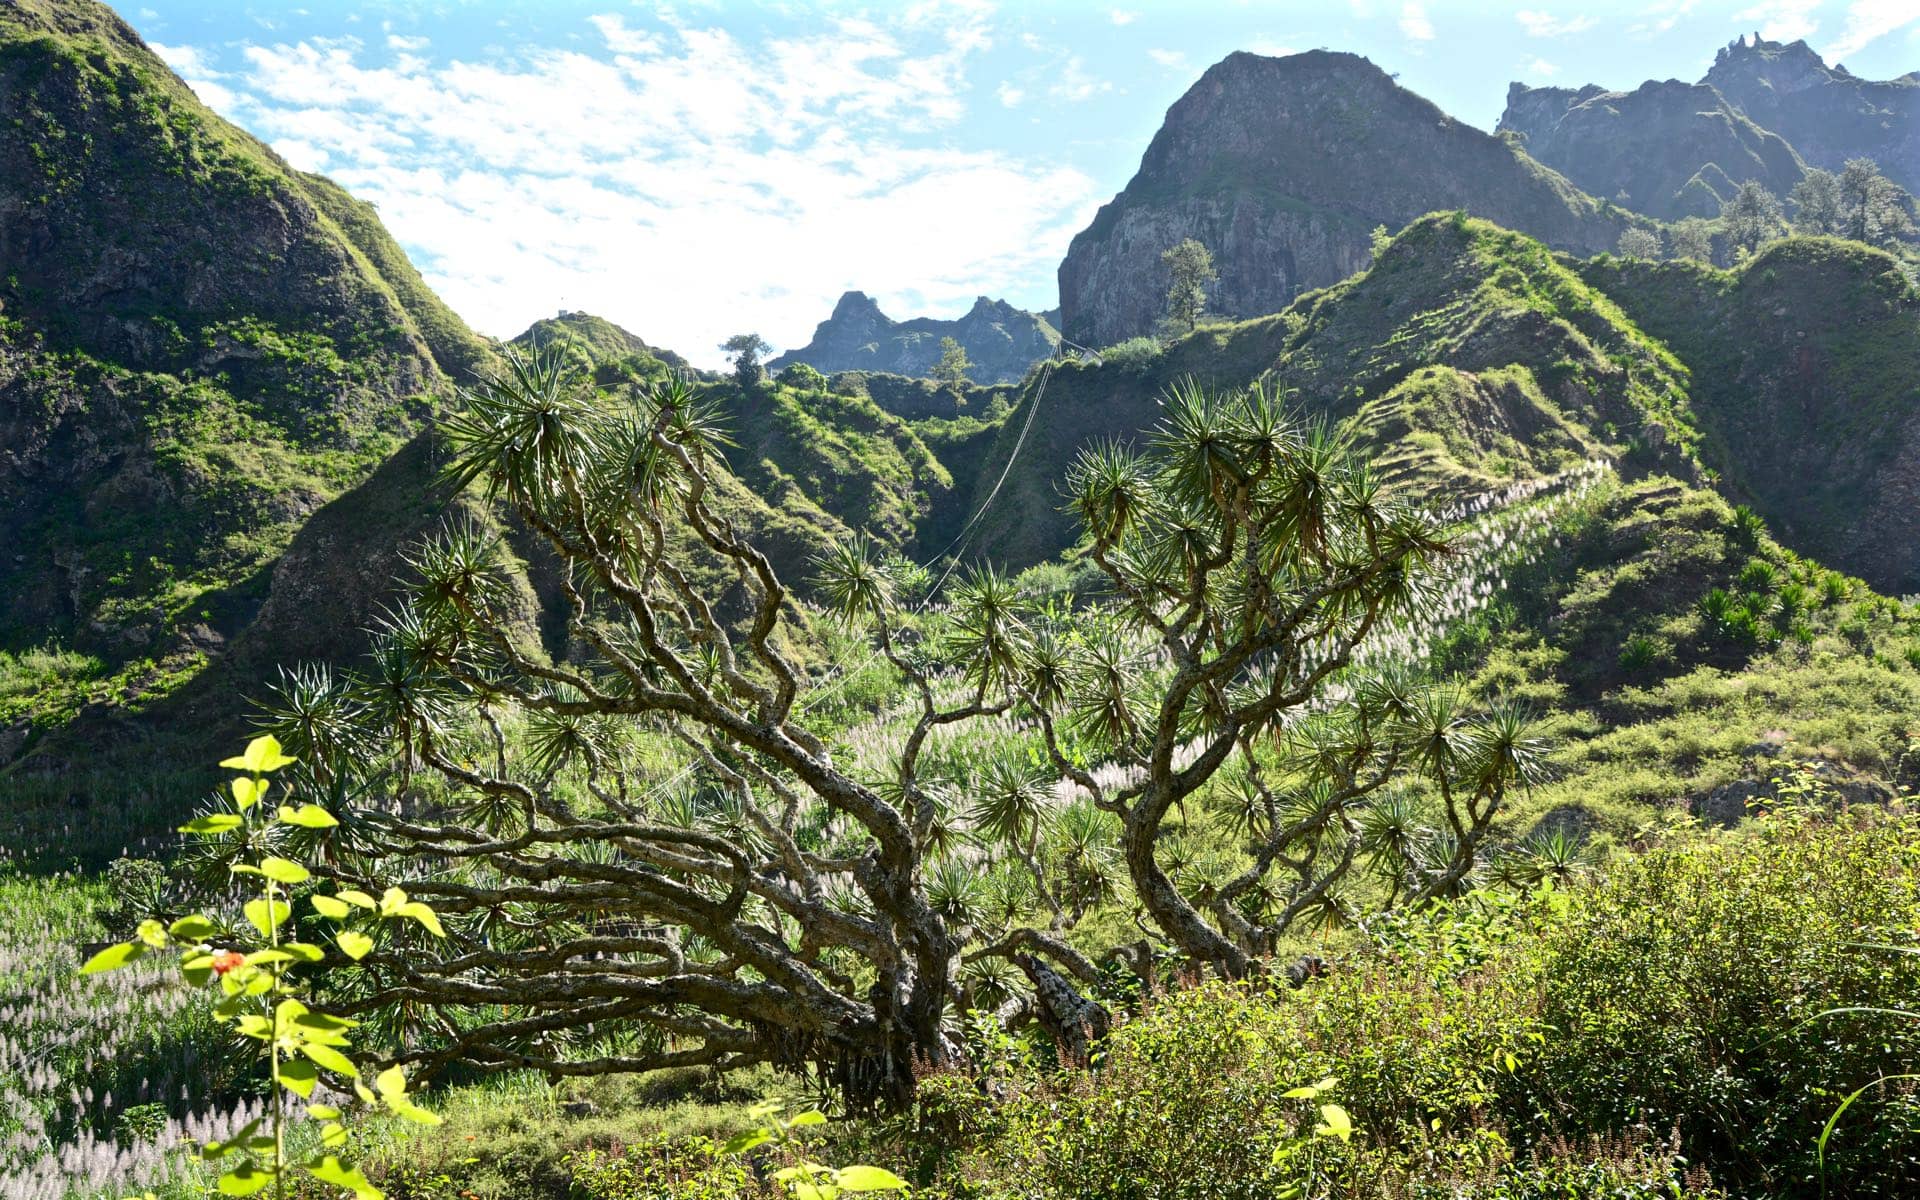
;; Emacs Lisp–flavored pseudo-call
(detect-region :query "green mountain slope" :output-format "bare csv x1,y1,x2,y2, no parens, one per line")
1583,237,1920,595
0,0,494,739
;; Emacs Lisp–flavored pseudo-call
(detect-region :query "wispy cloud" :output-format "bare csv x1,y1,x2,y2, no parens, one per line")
1516,10,1597,37
1522,55,1561,78
1822,0,1920,61
1735,0,1821,44
1399,2,1435,41
1628,0,1698,38
1048,54,1113,101
1110,9,1139,25
162,9,1096,367
1147,47,1189,69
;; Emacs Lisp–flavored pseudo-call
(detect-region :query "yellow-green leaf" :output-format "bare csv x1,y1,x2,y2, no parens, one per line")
169,915,221,941
221,735,297,775
244,897,291,938
303,1042,359,1078
276,1058,319,1098
337,930,374,961
1315,1103,1353,1142
216,1164,273,1196
279,804,339,829
259,857,310,885
310,895,351,921
181,814,244,835
231,777,269,811
834,1164,909,1191
394,902,446,937
80,941,145,974
304,1156,380,1200
337,889,378,908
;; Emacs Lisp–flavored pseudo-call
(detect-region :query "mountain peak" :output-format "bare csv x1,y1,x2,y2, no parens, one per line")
831,290,887,320
769,292,1055,384
1058,48,1631,345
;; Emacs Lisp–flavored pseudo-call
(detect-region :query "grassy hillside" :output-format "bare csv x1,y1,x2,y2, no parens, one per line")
0,0,493,743
1582,238,1920,595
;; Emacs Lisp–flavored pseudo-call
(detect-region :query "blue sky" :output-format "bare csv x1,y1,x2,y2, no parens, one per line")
127,1,1920,367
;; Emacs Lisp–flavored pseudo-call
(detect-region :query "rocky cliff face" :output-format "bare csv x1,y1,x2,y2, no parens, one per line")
769,291,1057,384
0,0,494,734
1704,36,1919,192
1056,51,1637,347
1498,79,1806,219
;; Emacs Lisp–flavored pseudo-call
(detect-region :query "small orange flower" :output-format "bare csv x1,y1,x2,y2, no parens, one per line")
210,949,247,976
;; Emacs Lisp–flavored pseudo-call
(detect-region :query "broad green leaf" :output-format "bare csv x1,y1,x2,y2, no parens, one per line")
276,1058,319,1098
244,897,291,938
336,889,378,908
787,1110,828,1128
221,735,297,775
281,942,326,963
379,887,408,916
311,895,351,920
259,857,310,885
394,901,446,937
169,915,222,941
136,918,169,948
303,1042,359,1078
305,1156,381,1200
724,1130,772,1155
181,814,244,835
279,804,339,829
307,1104,341,1120
291,1010,357,1034
835,1165,909,1191
375,1066,409,1099
216,1164,273,1196
231,776,269,811
80,941,145,974
338,930,374,960
1315,1103,1353,1141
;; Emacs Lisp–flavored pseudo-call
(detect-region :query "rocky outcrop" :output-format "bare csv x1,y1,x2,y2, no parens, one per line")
1498,79,1806,219
1056,50,1639,347
769,292,1057,384
1704,36,1919,193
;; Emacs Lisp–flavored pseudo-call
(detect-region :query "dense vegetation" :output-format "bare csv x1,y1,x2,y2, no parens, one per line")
4,5,1920,1199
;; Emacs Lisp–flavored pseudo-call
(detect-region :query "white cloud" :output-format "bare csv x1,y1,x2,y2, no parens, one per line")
996,80,1024,106
1735,0,1821,43
1110,9,1138,24
1522,56,1561,77
1516,10,1598,37
1822,0,1920,61
1147,47,1189,69
1247,39,1301,58
187,10,1093,369
386,34,429,52
1629,0,1698,38
1048,55,1112,101
151,41,215,75
1399,2,1435,40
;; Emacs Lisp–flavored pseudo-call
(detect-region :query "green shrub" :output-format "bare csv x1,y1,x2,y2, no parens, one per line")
904,813,1920,1198
1098,336,1163,374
